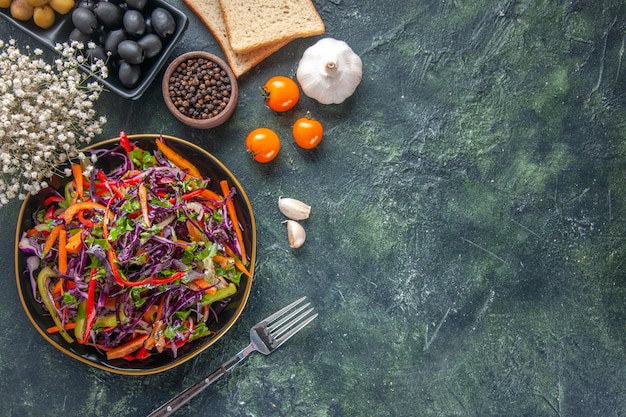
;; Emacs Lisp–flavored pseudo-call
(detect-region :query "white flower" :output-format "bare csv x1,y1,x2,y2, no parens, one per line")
0,39,107,208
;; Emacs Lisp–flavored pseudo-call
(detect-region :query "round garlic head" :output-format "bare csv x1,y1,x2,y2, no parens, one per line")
296,38,363,105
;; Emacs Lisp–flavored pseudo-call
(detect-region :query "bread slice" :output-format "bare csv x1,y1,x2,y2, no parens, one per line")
183,0,290,77
218,0,325,54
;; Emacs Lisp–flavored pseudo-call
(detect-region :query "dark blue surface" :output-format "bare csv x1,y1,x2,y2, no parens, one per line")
0,0,625,416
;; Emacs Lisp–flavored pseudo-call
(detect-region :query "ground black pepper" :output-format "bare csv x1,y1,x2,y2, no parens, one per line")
167,57,232,120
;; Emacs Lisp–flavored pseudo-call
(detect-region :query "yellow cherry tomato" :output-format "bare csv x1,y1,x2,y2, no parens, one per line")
245,128,281,163
262,76,300,112
293,114,324,149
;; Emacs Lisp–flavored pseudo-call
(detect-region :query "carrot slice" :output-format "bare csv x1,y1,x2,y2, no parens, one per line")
106,333,150,360
58,229,67,275
199,188,223,202
144,319,166,352
43,224,64,257
224,245,252,278
220,179,247,263
71,163,84,202
155,295,165,321
138,182,152,227
52,278,64,299
142,304,159,323
47,322,76,334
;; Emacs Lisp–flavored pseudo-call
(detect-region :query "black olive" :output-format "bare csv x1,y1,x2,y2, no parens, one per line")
72,7,98,35
118,61,141,88
87,45,107,63
77,0,95,10
123,10,146,37
104,28,127,56
117,39,145,65
126,0,148,10
151,7,175,38
143,15,153,33
137,33,162,59
97,26,108,44
69,27,91,43
94,1,123,28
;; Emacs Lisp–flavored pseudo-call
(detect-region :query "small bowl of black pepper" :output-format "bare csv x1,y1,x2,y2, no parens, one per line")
162,51,238,129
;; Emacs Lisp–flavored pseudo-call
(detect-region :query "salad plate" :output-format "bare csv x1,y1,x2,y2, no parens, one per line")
14,134,256,375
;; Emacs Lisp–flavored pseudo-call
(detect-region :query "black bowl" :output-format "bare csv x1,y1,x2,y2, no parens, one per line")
0,1,188,100
14,134,256,375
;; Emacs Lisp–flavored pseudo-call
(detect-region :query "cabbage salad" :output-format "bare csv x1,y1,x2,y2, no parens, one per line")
19,134,251,361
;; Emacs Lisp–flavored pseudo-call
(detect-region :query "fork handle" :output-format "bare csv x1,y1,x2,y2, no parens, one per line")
147,343,256,417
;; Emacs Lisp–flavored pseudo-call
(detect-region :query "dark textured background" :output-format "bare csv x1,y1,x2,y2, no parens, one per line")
1,0,625,415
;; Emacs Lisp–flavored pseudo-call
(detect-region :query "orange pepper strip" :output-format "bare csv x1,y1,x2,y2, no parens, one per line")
106,333,150,360
77,210,94,228
58,228,67,275
155,138,202,179
213,255,234,269
43,224,64,257
186,220,204,242
61,201,107,224
187,278,214,291
71,163,84,202
65,230,84,254
220,179,247,263
224,245,252,278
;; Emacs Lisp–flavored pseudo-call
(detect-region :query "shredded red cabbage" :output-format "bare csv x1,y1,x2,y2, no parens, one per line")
19,136,249,361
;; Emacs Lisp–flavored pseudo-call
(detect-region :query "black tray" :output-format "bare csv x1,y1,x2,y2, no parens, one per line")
0,1,188,100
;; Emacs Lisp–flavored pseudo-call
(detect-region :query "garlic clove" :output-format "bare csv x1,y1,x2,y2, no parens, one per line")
296,37,363,105
286,220,306,248
278,197,311,220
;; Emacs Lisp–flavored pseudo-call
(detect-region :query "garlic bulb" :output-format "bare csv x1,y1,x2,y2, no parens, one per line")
286,220,306,248
296,38,363,105
278,197,311,220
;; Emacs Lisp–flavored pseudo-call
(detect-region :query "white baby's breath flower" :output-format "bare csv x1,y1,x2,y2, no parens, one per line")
0,39,107,208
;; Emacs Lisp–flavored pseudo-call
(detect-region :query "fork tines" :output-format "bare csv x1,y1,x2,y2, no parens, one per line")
264,296,318,346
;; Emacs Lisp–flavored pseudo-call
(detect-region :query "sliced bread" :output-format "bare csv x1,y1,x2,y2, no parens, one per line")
218,0,325,54
183,0,290,77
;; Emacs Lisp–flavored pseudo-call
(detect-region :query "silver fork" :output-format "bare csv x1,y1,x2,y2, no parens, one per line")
147,296,318,417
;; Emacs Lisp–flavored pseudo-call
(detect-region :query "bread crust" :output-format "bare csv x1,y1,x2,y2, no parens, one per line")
218,0,325,54
184,0,291,77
